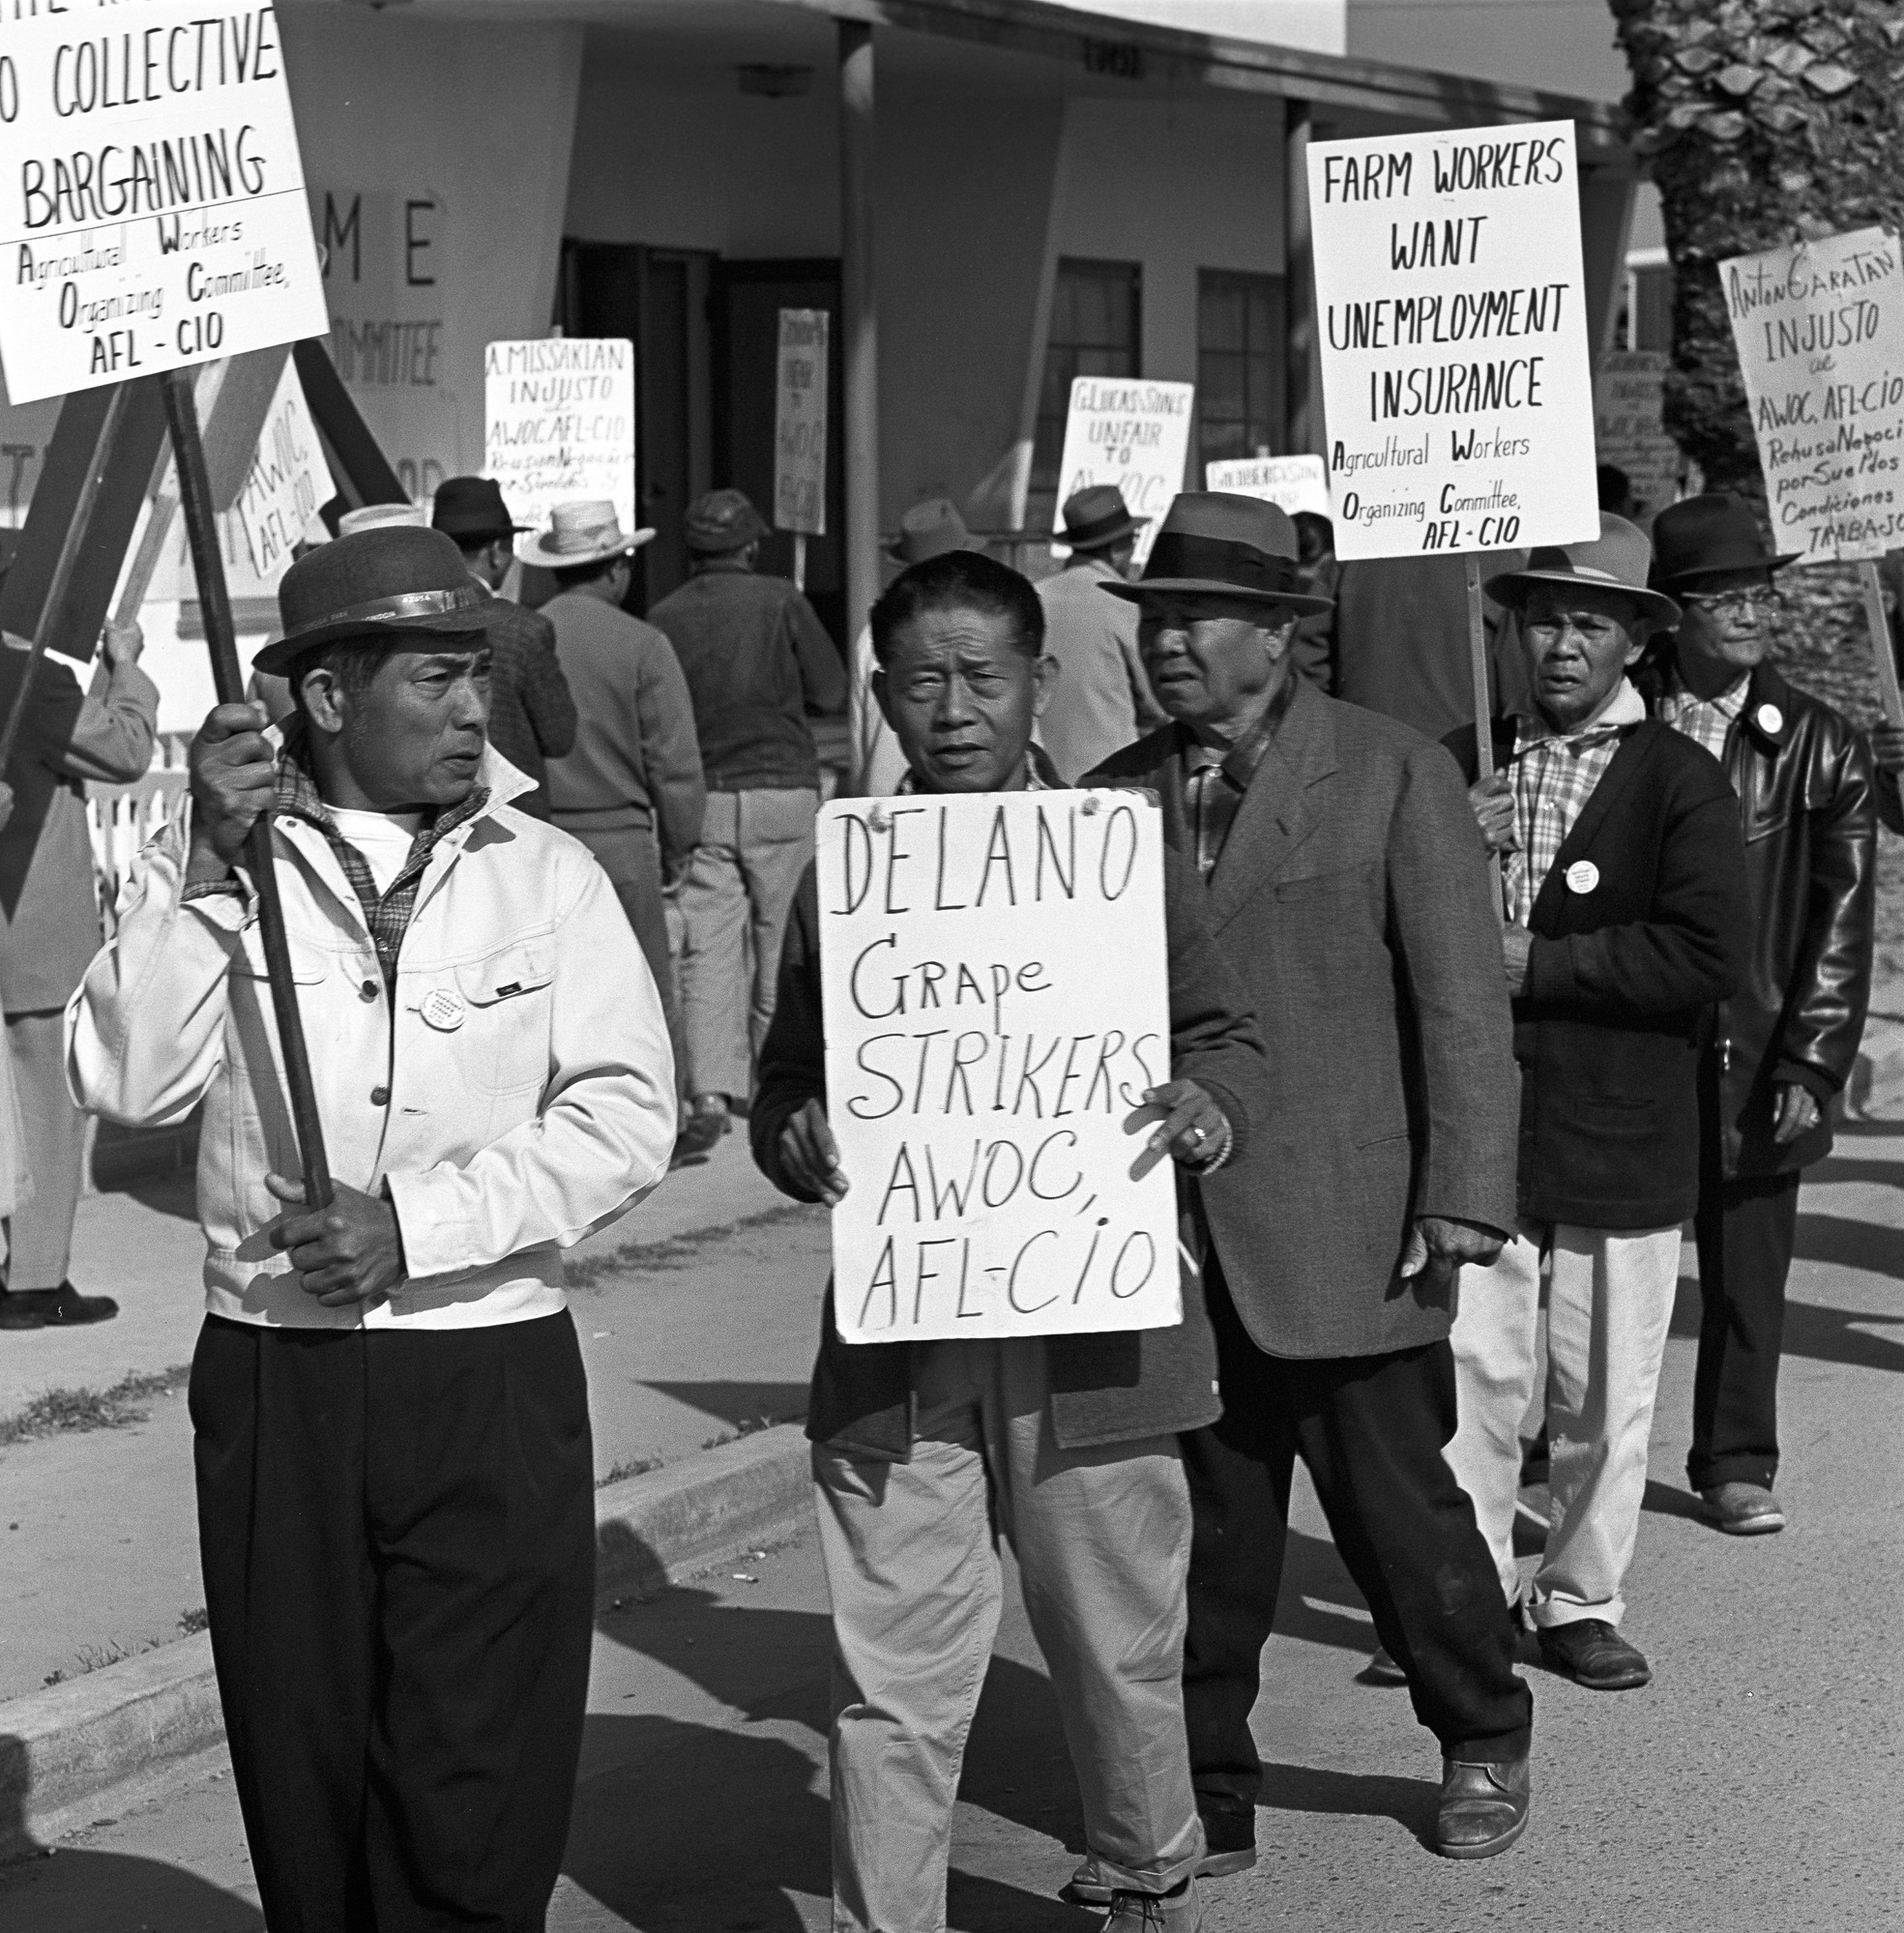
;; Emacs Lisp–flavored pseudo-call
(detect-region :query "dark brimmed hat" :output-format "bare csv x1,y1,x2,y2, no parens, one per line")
1484,513,1681,626
685,488,768,555
1650,492,1800,588
432,476,529,542
1103,492,1333,613
255,527,488,676
1056,484,1144,553
884,497,982,563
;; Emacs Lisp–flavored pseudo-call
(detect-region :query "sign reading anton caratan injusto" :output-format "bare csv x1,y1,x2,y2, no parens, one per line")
0,1,327,403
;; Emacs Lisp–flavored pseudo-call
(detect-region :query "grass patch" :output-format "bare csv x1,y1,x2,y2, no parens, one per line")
596,1455,663,1488
0,1364,191,1448
565,1203,821,1292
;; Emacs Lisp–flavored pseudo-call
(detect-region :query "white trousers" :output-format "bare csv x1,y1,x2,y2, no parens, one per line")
1447,1221,1682,1630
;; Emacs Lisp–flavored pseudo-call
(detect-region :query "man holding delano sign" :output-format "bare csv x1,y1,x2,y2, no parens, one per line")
751,549,1270,1933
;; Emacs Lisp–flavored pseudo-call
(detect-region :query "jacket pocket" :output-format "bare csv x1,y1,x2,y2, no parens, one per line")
454,940,555,1093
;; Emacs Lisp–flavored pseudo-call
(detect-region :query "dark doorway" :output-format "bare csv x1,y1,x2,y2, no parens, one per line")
711,259,846,646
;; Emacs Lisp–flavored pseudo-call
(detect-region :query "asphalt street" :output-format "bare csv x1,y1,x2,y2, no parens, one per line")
4,1119,1902,1931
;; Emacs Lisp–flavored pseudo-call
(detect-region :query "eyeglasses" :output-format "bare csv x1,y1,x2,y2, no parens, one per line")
1681,587,1779,616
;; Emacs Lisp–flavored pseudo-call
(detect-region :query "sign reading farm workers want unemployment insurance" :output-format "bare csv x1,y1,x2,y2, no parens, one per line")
1306,120,1597,563
1052,378,1193,568
775,308,827,535
0,3,328,404
818,790,1182,1346
1722,227,1904,564
484,338,635,539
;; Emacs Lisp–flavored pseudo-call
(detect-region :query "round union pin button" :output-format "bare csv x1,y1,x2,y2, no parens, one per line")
1565,860,1600,894
1756,703,1784,736
420,988,466,1031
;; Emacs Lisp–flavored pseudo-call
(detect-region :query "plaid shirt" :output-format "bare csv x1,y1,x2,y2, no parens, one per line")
185,729,489,988
1657,674,1748,765
1503,679,1646,925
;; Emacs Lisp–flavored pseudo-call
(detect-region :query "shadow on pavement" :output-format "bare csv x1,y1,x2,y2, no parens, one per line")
0,1758,262,1932
1794,1211,1904,1289
103,1169,200,1224
640,1380,813,1430
1809,1154,1904,1189
1671,1267,1904,1374
1254,1762,1439,1850
1640,1479,1710,1524
1271,1530,1381,1655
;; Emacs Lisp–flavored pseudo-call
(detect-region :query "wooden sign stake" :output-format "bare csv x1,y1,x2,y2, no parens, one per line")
1857,561,1904,729
793,531,807,593
161,366,334,1211
1464,552,1505,919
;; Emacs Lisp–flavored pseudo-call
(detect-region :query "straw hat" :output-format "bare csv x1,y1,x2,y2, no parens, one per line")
337,502,425,537
1484,514,1681,626
516,500,657,570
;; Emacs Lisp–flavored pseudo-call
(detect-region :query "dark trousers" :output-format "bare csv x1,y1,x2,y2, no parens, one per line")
1183,1264,1532,1814
190,1312,597,1933
1688,1153,1801,1493
562,818,685,1085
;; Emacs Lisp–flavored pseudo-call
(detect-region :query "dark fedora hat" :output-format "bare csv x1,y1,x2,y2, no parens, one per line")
884,497,983,564
1103,492,1333,612
685,487,768,555
1485,513,1681,627
1056,483,1144,553
431,475,528,542
254,527,488,676
1650,492,1800,588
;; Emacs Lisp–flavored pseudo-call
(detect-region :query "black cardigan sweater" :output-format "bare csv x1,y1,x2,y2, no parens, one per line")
1446,717,1752,1228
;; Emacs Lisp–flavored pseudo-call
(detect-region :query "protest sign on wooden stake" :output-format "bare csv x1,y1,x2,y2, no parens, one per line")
484,338,635,536
775,308,828,590
817,790,1182,1345
232,358,331,587
1052,380,1194,567
1205,454,1332,517
1593,351,1680,516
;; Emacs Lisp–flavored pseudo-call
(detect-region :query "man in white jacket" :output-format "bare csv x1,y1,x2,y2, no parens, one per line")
67,526,676,1932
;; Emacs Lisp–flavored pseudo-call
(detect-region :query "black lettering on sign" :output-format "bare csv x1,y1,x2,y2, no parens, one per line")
1082,37,1143,81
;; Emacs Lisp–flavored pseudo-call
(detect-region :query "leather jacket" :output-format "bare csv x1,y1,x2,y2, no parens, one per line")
1656,657,1877,1178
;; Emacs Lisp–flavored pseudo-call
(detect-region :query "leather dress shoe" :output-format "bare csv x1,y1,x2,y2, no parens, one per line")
14,1282,119,1326
1363,1644,1408,1685
1103,1878,1203,1930
0,1291,44,1330
1702,1481,1786,1536
1537,1618,1652,1689
1436,1754,1530,1860
1067,1812,1253,1907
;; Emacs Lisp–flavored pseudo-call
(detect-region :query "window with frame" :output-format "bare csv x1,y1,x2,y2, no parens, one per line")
1197,270,1285,474
1028,257,1142,535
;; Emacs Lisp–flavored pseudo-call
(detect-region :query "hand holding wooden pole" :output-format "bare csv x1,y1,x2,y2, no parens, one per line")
161,366,334,1212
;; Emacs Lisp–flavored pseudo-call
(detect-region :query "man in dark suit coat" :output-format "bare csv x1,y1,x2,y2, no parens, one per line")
1446,517,1750,1695
1089,493,1534,1866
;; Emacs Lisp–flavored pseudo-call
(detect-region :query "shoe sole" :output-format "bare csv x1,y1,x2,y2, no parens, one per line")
1544,1661,1652,1691
1064,1848,1254,1906
1715,1513,1784,1536
1438,1806,1529,1860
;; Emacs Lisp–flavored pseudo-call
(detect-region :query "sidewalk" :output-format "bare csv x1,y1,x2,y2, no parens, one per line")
0,1130,828,1705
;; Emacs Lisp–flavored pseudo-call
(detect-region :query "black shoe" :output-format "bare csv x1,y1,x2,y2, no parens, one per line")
14,1282,119,1326
1537,1618,1651,1690
1436,1754,1530,1860
0,1291,44,1330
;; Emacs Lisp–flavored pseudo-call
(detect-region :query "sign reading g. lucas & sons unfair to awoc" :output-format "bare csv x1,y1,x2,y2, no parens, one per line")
1307,120,1598,561
817,790,1182,1346
0,1,328,403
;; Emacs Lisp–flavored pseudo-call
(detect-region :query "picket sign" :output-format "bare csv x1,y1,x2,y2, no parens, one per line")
1593,351,1679,516
484,338,636,539
775,308,828,591
230,356,331,587
1051,380,1194,568
816,790,1182,1345
1205,454,1331,518
1721,226,1904,726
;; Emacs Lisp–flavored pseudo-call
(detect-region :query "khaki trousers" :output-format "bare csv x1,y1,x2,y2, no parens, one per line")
813,1337,1201,1933
9,1010,83,1290
676,787,816,1101
1448,1222,1682,1629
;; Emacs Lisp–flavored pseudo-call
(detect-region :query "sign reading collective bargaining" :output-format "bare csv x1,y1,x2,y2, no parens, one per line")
1306,120,1598,562
818,790,1182,1346
774,307,827,535
1052,377,1193,567
1721,226,1904,563
1205,454,1332,518
483,337,635,538
0,2,328,404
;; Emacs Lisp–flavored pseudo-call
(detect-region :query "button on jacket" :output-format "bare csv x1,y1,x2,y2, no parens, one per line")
66,747,677,1329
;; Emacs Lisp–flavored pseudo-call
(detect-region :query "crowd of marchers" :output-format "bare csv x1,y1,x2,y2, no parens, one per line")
9,454,1890,1932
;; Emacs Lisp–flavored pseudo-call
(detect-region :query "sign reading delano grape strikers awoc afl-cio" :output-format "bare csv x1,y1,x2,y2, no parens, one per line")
0,2,328,404
817,790,1183,1346
1306,118,1598,562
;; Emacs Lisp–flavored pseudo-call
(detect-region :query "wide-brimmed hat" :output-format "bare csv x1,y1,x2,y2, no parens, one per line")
1650,492,1800,588
685,488,767,555
337,501,425,538
1485,514,1681,626
432,476,528,543
1103,493,1333,612
884,497,982,564
254,527,488,675
516,500,657,570
1056,484,1145,553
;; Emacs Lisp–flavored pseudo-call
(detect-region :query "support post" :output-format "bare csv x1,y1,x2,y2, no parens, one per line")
1285,103,1321,455
1859,561,1904,728
793,530,807,594
161,366,334,1211
838,19,880,640
1465,552,1503,918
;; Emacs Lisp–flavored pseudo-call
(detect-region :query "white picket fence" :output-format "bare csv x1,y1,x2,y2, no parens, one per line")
85,734,191,923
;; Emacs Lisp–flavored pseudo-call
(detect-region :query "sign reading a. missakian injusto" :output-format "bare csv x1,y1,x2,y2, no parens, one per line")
1306,120,1598,562
817,790,1182,1346
1722,226,1904,563
0,3,329,404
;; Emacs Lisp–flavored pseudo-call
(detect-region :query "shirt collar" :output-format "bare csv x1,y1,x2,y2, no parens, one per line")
272,718,492,841
1516,676,1646,750
1181,671,1299,789
1667,671,1749,718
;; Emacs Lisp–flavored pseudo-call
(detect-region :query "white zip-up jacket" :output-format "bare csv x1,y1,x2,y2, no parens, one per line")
66,747,676,1330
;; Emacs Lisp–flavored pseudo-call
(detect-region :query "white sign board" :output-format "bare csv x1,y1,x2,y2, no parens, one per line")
231,358,330,587
818,790,1182,1345
483,338,635,538
1306,120,1598,562
1205,454,1332,518
775,308,828,535
1052,379,1194,567
1593,351,1680,517
1722,227,1904,563
0,3,328,404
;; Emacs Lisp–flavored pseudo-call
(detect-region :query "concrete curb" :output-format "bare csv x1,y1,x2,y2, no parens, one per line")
0,1422,812,1863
